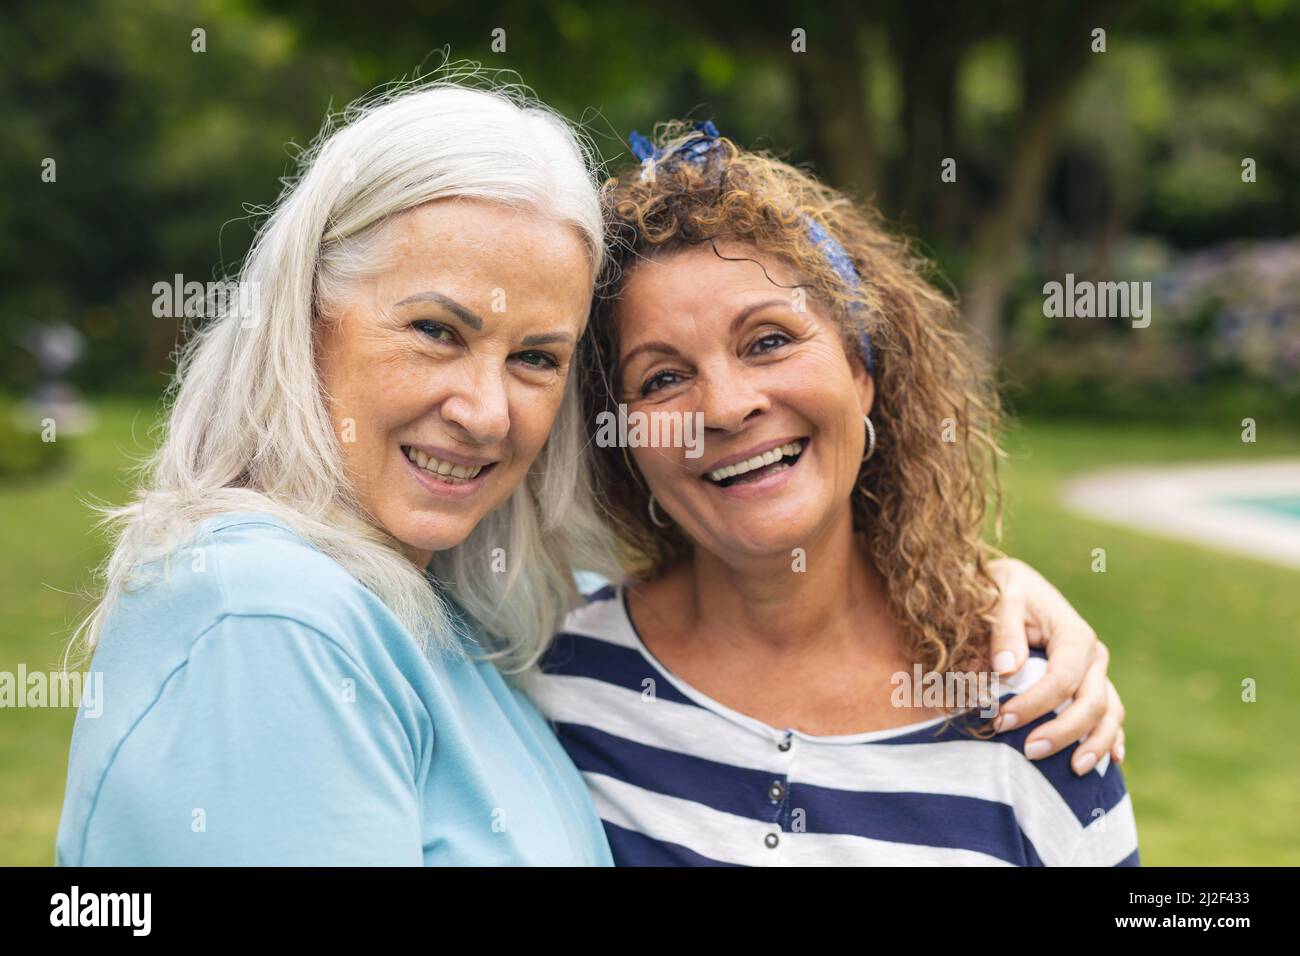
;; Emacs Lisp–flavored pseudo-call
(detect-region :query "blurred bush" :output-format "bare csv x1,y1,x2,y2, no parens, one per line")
3,0,1298,423
1000,236,1300,424
0,400,68,479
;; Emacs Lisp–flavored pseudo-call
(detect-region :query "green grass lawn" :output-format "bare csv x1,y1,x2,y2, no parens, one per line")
1,399,1298,865
997,417,1300,866
0,398,164,866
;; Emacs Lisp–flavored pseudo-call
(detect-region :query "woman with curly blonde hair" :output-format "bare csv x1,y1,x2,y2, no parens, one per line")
528,122,1139,866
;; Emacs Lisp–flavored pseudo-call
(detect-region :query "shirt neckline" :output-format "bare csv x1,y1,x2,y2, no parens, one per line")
614,585,963,746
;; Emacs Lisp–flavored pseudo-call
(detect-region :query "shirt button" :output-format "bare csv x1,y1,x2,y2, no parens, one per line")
768,781,785,802
764,832,780,849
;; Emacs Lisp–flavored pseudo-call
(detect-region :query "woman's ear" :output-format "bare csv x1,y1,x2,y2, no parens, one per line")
850,350,875,418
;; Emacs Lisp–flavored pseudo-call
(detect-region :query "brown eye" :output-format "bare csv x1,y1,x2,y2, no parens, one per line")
641,369,684,396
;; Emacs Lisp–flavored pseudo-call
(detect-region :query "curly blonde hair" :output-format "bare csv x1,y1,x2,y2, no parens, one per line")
579,122,1006,681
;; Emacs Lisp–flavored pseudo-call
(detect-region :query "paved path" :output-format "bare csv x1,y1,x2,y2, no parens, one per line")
1063,458,1300,570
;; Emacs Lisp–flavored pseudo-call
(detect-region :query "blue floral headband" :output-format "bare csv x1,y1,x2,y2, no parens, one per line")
628,121,875,375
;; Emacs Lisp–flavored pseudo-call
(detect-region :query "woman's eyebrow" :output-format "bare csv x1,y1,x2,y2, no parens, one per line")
620,339,679,369
617,297,791,369
521,331,575,346
393,290,483,331
730,298,791,334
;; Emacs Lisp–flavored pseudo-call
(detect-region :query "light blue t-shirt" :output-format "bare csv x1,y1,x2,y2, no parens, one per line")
56,511,613,866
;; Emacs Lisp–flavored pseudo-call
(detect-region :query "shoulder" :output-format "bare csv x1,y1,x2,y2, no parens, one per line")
987,649,1137,865
197,511,382,632
79,510,438,784
59,607,431,866
532,584,697,712
100,511,407,667
84,510,441,745
557,584,629,640
542,584,649,674
59,512,439,865
885,648,1135,864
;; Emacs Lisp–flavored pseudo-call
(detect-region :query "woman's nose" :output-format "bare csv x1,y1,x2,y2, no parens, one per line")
698,361,769,433
440,360,510,445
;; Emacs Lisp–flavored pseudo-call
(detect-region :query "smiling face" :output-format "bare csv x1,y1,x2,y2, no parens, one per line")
316,198,592,567
616,241,874,561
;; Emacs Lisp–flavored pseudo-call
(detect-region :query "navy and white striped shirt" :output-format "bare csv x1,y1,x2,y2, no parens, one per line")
528,585,1139,867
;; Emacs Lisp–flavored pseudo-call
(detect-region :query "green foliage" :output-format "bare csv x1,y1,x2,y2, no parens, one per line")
3,0,1298,400
0,402,68,479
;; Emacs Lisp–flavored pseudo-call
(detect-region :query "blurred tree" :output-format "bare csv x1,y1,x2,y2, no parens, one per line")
3,0,1299,396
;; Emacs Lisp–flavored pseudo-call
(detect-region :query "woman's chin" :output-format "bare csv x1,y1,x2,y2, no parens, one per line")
385,513,477,559
701,526,821,564
694,496,848,562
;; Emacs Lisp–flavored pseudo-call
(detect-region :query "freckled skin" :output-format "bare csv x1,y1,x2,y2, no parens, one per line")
316,199,592,568
617,241,875,561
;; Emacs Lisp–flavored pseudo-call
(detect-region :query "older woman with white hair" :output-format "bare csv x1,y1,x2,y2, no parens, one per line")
56,76,1125,866
57,77,621,865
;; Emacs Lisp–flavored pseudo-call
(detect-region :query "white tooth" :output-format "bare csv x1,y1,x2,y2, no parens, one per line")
467,465,481,478
764,450,779,465
450,464,469,479
416,450,429,469
734,459,752,475
406,447,417,462
436,459,453,476
783,442,796,455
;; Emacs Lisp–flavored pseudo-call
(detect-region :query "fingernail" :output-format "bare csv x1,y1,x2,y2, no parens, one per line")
1025,738,1051,759
992,651,1015,672
995,713,1018,732
1074,751,1097,775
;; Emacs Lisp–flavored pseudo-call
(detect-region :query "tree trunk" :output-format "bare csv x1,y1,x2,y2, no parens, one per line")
792,28,877,198
960,4,1109,352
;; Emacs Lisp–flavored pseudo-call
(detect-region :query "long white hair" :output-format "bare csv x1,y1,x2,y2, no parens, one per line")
75,69,621,673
